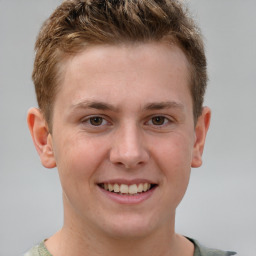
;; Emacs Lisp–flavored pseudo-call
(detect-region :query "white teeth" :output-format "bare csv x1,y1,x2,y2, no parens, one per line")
108,184,114,192
120,184,128,194
128,184,138,194
143,183,148,192
137,183,143,193
102,183,153,195
114,184,120,193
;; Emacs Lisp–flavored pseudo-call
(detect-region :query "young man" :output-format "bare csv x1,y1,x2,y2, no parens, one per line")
26,0,236,255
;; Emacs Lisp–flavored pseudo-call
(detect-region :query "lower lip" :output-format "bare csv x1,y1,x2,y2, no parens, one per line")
98,186,157,204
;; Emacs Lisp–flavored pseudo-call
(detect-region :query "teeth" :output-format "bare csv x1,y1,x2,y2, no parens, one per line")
102,183,153,195
128,184,137,194
109,184,114,192
120,184,128,194
114,184,120,193
143,183,148,191
137,183,143,193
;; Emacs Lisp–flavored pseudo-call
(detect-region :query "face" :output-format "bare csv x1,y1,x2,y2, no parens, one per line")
31,42,210,239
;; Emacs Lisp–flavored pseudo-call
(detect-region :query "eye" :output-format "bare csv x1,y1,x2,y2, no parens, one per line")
89,116,104,126
151,116,167,125
81,116,109,127
148,116,170,126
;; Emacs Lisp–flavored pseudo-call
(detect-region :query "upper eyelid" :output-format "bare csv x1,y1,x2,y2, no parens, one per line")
81,114,108,121
80,114,174,124
146,114,174,122
81,115,111,125
144,116,174,127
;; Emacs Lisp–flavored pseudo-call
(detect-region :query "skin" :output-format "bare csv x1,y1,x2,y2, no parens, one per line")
28,42,211,256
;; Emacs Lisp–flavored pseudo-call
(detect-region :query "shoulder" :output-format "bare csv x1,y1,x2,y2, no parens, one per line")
24,241,52,256
187,237,237,256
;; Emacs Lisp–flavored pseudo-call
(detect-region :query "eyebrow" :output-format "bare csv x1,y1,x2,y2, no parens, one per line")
70,100,184,112
70,100,117,112
143,101,185,111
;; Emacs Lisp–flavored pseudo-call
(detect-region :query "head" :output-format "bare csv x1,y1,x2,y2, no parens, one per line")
28,0,211,242
32,0,207,131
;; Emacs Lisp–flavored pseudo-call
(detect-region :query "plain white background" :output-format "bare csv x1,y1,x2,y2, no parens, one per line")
0,0,255,255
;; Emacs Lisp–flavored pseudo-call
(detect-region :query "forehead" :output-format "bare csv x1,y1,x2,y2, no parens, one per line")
65,42,190,74
55,42,192,112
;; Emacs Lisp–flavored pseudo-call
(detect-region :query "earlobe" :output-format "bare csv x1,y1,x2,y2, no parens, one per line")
27,108,56,169
191,107,211,168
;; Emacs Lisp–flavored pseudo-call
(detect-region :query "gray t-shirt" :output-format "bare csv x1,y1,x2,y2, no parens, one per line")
24,238,237,256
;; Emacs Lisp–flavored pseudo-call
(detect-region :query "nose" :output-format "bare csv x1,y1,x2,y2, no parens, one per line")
109,123,149,169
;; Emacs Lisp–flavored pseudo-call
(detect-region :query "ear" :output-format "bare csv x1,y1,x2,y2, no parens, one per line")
191,107,211,168
27,108,56,169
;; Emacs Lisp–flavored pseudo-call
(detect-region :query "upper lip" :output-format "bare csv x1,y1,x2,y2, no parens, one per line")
97,179,157,185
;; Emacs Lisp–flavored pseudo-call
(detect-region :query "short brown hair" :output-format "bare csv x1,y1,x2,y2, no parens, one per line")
32,0,207,127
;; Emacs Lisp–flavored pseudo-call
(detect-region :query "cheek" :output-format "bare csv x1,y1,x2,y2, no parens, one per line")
154,132,193,170
53,135,109,213
152,133,194,195
53,133,108,184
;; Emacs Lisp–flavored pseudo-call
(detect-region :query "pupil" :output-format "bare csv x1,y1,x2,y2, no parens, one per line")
90,117,103,126
152,116,164,125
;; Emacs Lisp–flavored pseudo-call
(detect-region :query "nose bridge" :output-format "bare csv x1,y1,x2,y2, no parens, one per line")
110,121,149,168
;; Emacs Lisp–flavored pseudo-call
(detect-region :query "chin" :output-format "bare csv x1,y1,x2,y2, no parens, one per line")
100,213,160,239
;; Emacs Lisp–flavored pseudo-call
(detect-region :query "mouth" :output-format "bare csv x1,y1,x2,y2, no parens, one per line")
98,182,157,196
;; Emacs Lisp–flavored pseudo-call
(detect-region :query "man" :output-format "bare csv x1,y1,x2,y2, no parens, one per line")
26,0,236,255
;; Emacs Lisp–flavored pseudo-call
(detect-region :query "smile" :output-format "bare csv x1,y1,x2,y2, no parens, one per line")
99,183,155,196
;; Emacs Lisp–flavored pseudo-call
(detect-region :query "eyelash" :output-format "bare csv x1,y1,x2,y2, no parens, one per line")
81,115,173,128
146,116,171,127
81,116,110,127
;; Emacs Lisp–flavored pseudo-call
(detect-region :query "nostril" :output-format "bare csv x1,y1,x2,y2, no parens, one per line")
124,160,146,169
